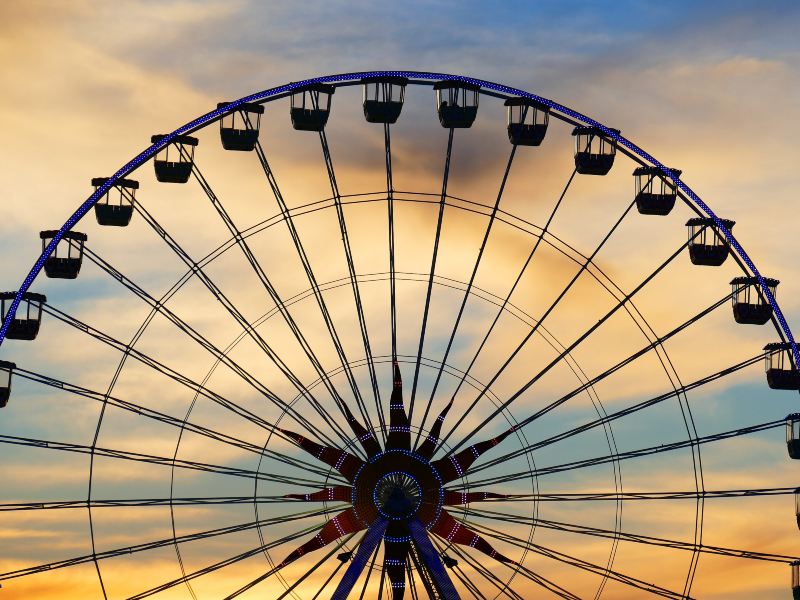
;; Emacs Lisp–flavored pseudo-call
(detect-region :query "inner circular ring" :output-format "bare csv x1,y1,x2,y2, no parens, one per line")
374,471,422,520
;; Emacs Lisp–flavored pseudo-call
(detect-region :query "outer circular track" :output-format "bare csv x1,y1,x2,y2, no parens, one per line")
1,70,796,371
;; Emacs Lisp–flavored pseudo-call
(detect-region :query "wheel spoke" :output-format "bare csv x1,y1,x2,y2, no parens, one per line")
461,506,799,563
445,225,705,456
186,156,366,452
0,505,338,580
385,123,398,363
441,542,521,600
14,366,346,482
0,432,336,487
125,523,318,600
409,127,455,422
0,495,328,511
471,521,685,599
469,350,760,476
428,164,576,455
450,419,782,489
230,533,358,600
40,301,337,448
318,127,384,437
414,137,519,449
252,126,385,442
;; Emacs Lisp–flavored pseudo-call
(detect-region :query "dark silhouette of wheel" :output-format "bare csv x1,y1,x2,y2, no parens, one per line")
1,71,799,599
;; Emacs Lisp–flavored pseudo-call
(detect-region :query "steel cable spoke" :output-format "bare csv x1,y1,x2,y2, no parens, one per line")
386,123,398,363
409,127,455,422
1,505,339,580
0,432,334,488
318,126,383,436
229,533,359,600
251,121,385,441
445,225,706,457
450,419,783,489
39,301,336,449
82,244,351,449
0,495,326,512
441,541,522,600
430,166,577,455
14,367,345,482
310,552,350,600
124,524,320,600
414,135,519,449
185,156,364,452
470,521,686,599
469,349,758,477
112,191,350,448
462,506,799,563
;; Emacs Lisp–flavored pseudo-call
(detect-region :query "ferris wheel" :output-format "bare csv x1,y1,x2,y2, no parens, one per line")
1,70,799,599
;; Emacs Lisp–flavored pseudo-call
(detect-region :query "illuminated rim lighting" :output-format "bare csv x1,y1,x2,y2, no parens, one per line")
0,70,796,372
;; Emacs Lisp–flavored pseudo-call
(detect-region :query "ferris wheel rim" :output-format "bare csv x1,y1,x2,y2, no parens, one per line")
0,69,795,598
1,69,796,370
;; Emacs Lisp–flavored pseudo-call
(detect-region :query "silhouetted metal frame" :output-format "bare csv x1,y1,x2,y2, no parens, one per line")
1,71,796,598
1,70,795,367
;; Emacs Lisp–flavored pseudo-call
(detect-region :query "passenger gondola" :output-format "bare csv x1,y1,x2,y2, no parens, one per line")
686,217,735,266
0,292,46,341
362,76,408,124
634,166,682,215
786,414,800,459
290,83,335,131
0,360,15,408
150,134,198,183
39,230,87,280
731,276,777,325
433,80,480,128
572,126,619,175
764,343,800,390
504,97,549,146
217,102,264,151
92,177,139,227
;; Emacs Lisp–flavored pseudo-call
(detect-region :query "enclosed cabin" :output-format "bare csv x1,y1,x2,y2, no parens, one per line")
361,76,408,124
290,83,335,132
0,360,15,408
764,343,800,390
217,102,264,151
792,560,800,600
572,126,620,175
434,80,480,128
92,177,138,227
505,97,549,146
40,230,87,279
786,414,800,459
634,166,682,216
686,217,735,266
731,276,777,325
150,134,198,184
795,489,800,530
0,292,46,341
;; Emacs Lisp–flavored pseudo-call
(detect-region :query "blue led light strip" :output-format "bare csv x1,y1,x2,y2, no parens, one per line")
1,71,796,372
331,517,387,600
408,517,461,600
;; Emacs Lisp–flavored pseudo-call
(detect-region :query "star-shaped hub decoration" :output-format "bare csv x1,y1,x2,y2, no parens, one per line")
279,362,514,599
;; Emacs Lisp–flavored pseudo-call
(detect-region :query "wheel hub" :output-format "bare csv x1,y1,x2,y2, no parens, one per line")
351,449,444,529
374,472,422,520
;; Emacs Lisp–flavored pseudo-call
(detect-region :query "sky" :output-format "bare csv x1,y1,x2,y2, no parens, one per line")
1,1,800,598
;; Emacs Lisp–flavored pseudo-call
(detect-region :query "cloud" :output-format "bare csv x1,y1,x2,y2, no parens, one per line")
2,2,800,597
